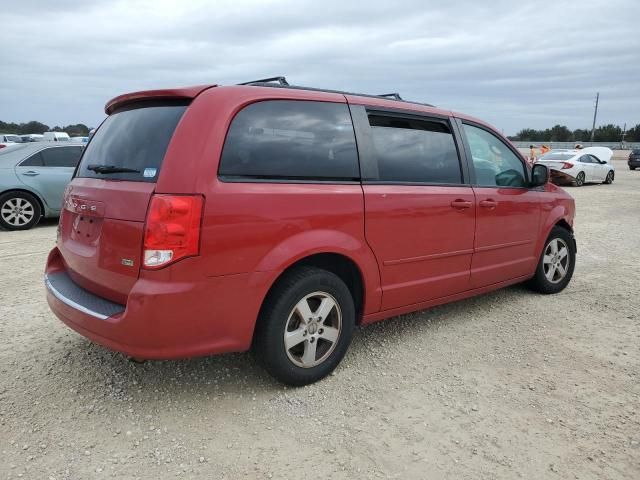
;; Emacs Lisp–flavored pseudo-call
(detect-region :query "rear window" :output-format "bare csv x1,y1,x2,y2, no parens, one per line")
219,100,359,181
77,103,187,182
540,153,574,161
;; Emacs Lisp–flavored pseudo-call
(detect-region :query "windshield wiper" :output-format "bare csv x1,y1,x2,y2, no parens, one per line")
87,164,140,174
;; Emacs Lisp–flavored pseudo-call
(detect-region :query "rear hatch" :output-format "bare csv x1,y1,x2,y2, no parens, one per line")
58,101,189,305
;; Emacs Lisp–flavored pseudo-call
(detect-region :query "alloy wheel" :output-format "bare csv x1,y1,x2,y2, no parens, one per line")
284,291,342,368
542,238,570,284
1,197,35,227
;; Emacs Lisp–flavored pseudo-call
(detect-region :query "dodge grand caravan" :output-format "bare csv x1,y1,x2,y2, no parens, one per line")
45,77,576,386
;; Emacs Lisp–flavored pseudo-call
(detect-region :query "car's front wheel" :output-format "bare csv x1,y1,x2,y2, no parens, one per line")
574,171,585,187
603,170,614,184
528,226,576,294
0,191,41,231
253,266,355,386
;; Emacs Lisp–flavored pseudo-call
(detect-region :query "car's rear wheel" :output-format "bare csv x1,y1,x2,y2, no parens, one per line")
253,266,355,386
629,166,636,171
603,170,614,184
528,226,576,294
0,191,41,231
574,171,585,187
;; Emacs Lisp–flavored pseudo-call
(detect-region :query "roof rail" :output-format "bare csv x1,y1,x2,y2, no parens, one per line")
238,76,290,86
236,77,434,108
377,93,403,100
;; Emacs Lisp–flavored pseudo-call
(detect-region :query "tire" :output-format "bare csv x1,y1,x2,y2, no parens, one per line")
574,171,585,187
0,191,42,231
253,266,355,386
603,170,614,184
528,226,576,294
630,166,636,171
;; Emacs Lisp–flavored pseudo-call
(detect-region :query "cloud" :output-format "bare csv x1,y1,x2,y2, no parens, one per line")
1,0,638,133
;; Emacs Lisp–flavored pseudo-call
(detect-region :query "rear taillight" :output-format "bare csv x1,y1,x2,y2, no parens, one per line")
143,195,204,269
0,145,6,149
561,162,574,169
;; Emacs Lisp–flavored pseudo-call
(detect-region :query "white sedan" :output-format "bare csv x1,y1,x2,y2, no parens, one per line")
537,147,615,186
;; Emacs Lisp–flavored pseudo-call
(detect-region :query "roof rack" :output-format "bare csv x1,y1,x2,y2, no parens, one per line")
377,93,403,100
238,76,290,86
236,76,434,108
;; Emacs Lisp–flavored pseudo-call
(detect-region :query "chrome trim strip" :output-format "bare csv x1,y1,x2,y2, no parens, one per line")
44,274,109,320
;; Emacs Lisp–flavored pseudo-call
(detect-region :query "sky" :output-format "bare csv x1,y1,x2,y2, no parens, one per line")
1,0,639,135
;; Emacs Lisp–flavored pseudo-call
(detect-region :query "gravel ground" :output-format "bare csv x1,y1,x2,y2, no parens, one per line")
1,160,638,480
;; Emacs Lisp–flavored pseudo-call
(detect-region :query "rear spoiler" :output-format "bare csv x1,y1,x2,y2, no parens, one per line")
105,84,216,114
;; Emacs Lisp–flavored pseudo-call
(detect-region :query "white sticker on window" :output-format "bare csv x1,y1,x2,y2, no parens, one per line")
143,168,157,178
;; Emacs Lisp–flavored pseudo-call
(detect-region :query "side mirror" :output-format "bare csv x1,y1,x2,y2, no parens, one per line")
531,164,549,187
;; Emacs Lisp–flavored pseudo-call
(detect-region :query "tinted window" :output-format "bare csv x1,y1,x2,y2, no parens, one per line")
540,152,573,161
368,115,462,184
219,100,359,180
579,155,592,163
41,147,83,167
463,124,527,188
77,104,187,182
20,152,44,167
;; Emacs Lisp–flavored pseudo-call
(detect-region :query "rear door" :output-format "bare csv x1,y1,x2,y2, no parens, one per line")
577,155,597,181
15,146,82,212
588,154,607,181
458,121,541,288
351,105,475,310
58,102,188,304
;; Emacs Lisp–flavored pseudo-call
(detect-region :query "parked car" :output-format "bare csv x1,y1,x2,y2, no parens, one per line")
20,134,44,142
536,147,615,186
628,149,640,170
44,79,576,386
1,134,23,149
0,143,83,230
43,132,71,142
70,136,89,144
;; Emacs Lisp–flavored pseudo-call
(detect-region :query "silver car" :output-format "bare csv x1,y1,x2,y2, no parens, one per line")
0,143,83,230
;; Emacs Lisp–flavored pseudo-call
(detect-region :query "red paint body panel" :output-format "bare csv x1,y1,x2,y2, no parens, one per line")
363,185,476,309
470,187,541,288
46,83,576,360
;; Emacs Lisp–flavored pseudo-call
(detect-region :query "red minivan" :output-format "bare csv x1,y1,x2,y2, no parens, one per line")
45,77,576,385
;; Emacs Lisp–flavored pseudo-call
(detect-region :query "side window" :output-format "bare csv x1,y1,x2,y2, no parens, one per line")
367,115,462,184
588,155,601,164
41,147,83,167
219,100,359,180
578,155,589,163
20,152,44,167
462,124,527,188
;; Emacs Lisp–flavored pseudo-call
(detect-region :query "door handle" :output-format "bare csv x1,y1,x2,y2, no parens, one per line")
450,199,472,210
479,199,498,209
22,171,40,177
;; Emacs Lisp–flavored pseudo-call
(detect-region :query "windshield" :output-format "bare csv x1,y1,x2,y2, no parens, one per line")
76,103,187,182
540,152,574,161
6,135,22,143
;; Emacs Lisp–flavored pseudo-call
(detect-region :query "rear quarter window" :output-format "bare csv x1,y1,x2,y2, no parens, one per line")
76,103,187,182
219,100,359,181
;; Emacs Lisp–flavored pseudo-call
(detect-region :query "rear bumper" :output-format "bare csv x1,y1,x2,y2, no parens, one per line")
45,247,273,359
629,159,640,167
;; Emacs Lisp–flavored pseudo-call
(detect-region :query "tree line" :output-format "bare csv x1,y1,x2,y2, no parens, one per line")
0,120,91,137
508,123,640,143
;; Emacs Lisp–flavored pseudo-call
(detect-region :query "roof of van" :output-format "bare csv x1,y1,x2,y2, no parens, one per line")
103,82,497,137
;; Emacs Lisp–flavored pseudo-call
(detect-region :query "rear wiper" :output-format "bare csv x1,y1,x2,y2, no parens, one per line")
87,164,140,174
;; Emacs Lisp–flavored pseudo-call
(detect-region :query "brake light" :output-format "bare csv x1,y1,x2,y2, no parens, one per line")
0,145,6,149
561,162,574,169
143,195,204,269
